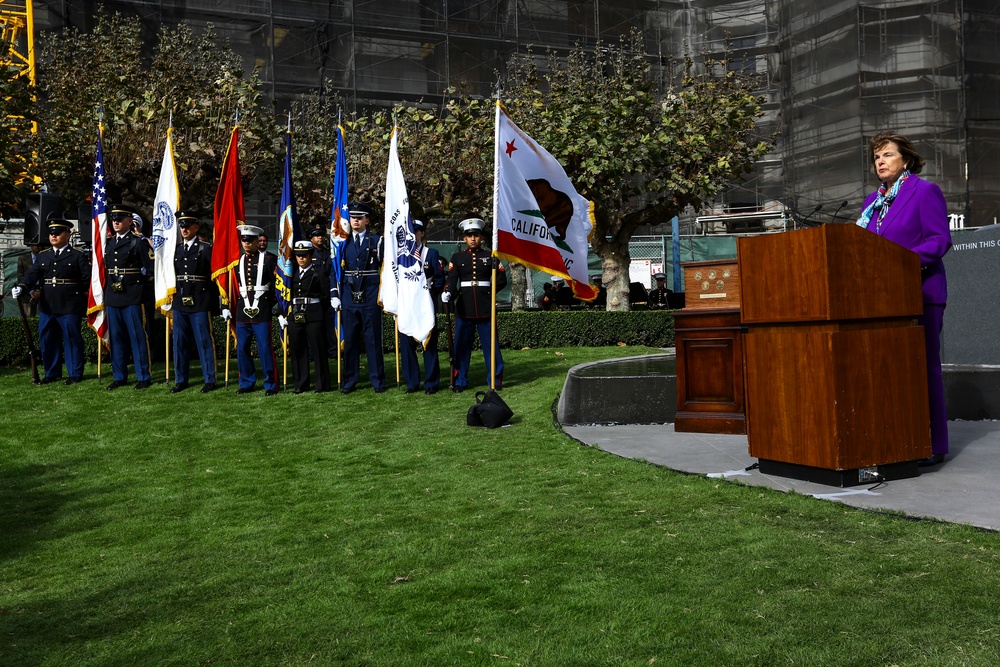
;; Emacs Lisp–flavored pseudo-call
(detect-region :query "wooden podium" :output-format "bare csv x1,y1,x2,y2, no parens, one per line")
738,225,932,486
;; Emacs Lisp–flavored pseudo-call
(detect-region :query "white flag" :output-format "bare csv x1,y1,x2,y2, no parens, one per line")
152,128,180,313
379,128,435,344
493,103,597,301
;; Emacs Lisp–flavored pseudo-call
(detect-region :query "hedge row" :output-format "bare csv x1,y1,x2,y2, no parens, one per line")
0,310,675,368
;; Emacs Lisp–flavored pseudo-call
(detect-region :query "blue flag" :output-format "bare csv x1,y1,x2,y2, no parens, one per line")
276,132,302,317
329,125,349,350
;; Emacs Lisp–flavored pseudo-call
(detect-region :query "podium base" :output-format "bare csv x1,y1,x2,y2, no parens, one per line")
758,458,920,487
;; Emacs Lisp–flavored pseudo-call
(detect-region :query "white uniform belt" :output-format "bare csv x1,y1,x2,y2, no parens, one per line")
460,280,490,287
292,297,321,304
44,278,77,285
177,274,209,282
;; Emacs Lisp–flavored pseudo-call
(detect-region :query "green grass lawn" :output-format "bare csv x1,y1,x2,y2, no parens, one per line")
2,346,999,666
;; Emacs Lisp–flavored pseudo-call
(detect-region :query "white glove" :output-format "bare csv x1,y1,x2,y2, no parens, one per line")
12,286,23,299
221,308,232,321
330,297,341,311
441,291,451,303
278,315,288,329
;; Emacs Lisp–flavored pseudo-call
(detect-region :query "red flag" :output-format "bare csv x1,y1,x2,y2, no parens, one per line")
211,126,244,306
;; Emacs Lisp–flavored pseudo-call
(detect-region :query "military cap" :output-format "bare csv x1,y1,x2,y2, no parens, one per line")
47,219,74,235
309,226,326,238
293,240,315,256
176,210,200,227
459,218,485,234
412,219,426,232
591,274,603,282
237,224,264,239
348,202,373,217
653,272,667,280
109,203,139,220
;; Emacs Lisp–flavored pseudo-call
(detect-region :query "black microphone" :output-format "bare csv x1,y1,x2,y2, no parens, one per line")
801,204,823,226
831,200,849,221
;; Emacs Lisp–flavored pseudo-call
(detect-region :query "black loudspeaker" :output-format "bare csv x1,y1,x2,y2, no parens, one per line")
24,192,64,246
76,199,93,244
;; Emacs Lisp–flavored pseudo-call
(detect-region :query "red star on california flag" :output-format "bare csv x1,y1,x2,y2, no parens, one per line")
505,139,517,158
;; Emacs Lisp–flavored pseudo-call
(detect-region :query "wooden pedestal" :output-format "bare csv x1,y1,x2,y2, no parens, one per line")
674,308,746,434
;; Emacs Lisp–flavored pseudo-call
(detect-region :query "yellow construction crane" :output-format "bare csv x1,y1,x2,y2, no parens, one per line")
0,0,35,85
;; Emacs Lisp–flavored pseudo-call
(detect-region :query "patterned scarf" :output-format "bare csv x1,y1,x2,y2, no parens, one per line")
856,169,911,233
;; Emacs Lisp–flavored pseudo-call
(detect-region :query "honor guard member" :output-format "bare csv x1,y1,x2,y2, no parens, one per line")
104,203,154,390
16,241,43,316
12,220,90,384
222,224,279,396
398,219,445,394
281,240,331,394
647,272,672,310
441,217,506,392
170,211,217,394
309,225,338,358
330,201,386,393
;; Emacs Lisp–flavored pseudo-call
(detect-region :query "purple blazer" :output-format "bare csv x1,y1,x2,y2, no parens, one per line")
861,175,952,305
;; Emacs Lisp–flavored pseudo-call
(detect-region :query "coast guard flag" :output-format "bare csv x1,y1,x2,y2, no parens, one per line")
152,127,180,314
276,131,303,317
87,126,109,347
379,127,435,344
211,126,244,306
493,103,597,301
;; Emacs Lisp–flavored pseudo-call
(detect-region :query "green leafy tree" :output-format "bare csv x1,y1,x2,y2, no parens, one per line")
34,12,277,215
0,65,40,220
504,32,772,310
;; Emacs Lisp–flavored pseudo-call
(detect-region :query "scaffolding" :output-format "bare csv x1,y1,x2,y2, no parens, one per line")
25,0,1000,228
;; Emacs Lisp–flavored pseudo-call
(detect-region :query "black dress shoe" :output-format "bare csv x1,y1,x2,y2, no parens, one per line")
64,377,82,386
374,386,387,394
425,386,438,395
265,389,278,397
405,387,419,394
340,387,354,395
200,383,216,394
170,383,188,394
134,380,151,390
39,377,57,385
452,386,465,393
236,387,254,395
105,380,126,391
918,454,946,467
294,388,306,395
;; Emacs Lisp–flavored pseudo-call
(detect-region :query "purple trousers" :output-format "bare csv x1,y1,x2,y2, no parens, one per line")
919,304,948,456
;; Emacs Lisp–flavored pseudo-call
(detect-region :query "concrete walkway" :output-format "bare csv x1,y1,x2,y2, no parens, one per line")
563,420,1000,531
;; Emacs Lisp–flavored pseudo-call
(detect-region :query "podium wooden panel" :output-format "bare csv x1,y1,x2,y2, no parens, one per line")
674,308,746,434
738,225,931,485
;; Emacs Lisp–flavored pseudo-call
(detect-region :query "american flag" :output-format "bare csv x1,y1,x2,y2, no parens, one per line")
86,127,109,347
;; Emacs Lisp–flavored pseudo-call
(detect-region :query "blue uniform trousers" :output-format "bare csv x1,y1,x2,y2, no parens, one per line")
38,311,84,380
236,320,277,391
107,304,151,383
400,326,440,390
341,306,385,390
453,317,503,389
173,310,217,385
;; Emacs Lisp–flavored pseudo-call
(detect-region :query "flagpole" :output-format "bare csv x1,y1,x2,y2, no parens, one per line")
336,311,342,387
282,328,288,388
224,272,232,387
490,265,497,390
394,317,400,385
165,318,170,382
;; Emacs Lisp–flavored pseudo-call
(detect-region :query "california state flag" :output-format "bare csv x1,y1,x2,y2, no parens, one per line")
493,103,597,301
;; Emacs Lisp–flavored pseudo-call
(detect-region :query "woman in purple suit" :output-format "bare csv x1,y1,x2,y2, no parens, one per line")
857,131,953,466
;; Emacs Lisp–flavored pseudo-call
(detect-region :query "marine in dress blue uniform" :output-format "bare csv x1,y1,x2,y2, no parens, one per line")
647,273,672,310
170,212,217,393
224,224,279,396
283,240,331,394
13,220,90,384
104,204,154,390
399,219,445,394
442,217,506,392
330,202,386,394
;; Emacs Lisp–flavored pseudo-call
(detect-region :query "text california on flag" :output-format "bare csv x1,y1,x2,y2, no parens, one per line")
493,103,597,301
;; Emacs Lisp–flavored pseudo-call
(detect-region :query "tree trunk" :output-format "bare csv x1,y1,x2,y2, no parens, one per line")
599,239,631,311
509,261,528,311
